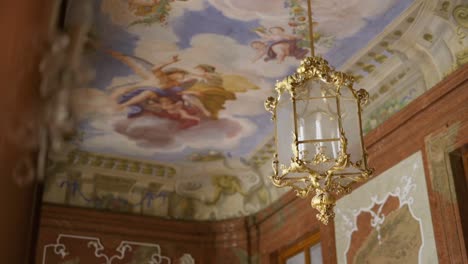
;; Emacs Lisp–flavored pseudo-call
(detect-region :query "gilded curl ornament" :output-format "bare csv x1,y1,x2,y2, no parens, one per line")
453,5,468,29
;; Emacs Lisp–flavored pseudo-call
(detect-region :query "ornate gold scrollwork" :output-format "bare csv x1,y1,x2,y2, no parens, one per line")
311,190,336,225
453,5,468,29
264,96,277,120
274,56,356,94
456,48,468,66
312,149,331,164
271,153,279,176
356,88,370,107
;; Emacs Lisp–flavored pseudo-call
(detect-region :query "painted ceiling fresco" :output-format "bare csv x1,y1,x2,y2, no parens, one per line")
75,0,414,162
44,0,424,220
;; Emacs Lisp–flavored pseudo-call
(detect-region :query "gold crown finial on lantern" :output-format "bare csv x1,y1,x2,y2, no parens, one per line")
264,1,373,225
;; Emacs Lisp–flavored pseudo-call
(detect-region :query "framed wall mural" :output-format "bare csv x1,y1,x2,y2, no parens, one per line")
334,151,437,264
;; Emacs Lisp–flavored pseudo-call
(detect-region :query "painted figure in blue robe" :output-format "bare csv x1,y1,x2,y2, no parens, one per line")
106,51,248,127
108,51,204,119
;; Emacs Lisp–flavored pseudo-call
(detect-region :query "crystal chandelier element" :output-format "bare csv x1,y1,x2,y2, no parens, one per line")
265,56,373,224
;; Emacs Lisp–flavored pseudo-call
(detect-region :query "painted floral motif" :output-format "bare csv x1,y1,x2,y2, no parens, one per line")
286,0,335,50
363,88,418,133
128,0,190,26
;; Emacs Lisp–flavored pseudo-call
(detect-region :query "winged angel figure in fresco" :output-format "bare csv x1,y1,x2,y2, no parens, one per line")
127,0,189,26
108,51,258,129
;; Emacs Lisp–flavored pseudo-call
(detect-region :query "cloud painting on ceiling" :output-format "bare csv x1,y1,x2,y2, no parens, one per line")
73,0,414,162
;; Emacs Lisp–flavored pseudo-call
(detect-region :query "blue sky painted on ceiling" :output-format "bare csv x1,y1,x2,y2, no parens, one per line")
325,0,414,67
173,2,262,49
78,0,415,162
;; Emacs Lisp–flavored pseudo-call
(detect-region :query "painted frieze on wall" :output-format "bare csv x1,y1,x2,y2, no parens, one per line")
43,146,285,220
41,234,195,264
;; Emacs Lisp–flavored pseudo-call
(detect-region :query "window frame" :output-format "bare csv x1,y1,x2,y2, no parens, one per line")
278,232,321,264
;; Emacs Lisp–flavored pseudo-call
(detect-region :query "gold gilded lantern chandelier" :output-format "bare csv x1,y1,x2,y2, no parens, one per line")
265,0,374,224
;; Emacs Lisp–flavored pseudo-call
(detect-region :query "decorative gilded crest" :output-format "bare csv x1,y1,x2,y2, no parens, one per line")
274,56,356,93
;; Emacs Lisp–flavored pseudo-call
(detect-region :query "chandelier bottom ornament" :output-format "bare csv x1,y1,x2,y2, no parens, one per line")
311,190,336,225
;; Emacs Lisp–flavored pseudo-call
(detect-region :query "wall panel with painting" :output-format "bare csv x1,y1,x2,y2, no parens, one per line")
330,64,468,263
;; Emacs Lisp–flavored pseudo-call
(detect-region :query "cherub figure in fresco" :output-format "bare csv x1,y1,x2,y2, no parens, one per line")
192,64,223,86
107,50,259,128
108,51,211,129
182,64,235,119
251,26,308,63
146,96,200,122
184,64,260,119
108,51,204,117
192,175,246,205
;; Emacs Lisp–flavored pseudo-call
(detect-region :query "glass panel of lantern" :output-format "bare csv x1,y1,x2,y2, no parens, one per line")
275,85,310,186
295,79,341,175
275,89,297,169
337,85,365,178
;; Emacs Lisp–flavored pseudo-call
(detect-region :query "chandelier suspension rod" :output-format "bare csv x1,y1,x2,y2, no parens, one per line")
306,0,315,56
